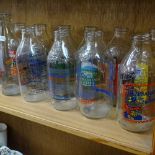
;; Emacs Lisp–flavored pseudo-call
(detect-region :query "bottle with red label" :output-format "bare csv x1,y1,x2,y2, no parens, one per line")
117,34,155,132
106,27,130,106
76,30,113,119
0,13,20,95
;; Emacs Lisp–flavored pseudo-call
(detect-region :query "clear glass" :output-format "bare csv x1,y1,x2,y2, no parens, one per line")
95,30,106,52
150,29,155,57
77,26,97,55
16,27,48,102
47,26,76,111
117,34,155,132
76,31,113,119
0,20,3,84
0,13,20,95
13,23,25,42
106,27,130,106
34,24,50,54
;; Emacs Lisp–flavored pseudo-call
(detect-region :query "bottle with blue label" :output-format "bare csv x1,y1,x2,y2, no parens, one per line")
47,26,76,110
16,27,48,102
76,30,113,119
0,13,20,95
118,34,155,132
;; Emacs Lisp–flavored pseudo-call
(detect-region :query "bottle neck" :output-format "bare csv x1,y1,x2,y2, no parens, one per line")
113,28,128,39
21,28,35,41
150,29,155,41
35,27,47,37
85,32,95,49
132,35,152,54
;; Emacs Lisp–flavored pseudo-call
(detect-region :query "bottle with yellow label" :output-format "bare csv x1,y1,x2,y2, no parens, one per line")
117,34,155,132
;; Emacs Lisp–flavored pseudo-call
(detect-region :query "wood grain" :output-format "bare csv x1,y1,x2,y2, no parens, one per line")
0,94,152,155
0,0,155,43
0,112,134,155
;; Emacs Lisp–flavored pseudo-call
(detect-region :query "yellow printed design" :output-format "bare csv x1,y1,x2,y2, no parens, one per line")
135,63,148,105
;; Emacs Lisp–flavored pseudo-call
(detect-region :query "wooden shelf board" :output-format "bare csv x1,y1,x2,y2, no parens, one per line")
0,94,152,155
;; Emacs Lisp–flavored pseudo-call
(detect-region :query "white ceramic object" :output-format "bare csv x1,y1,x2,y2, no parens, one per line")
0,146,23,155
0,123,7,146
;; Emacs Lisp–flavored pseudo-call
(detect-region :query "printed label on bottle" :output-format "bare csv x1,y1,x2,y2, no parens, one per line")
79,62,111,104
48,64,75,99
29,55,47,83
17,56,29,85
121,63,155,123
80,62,101,86
0,36,6,42
122,83,155,123
114,63,119,101
5,50,17,77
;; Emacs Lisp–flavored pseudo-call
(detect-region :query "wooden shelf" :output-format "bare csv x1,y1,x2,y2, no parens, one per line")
0,94,152,155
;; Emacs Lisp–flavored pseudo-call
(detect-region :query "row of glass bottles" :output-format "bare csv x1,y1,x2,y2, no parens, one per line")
0,13,155,133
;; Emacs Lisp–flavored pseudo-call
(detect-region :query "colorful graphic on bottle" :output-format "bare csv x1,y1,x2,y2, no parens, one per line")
122,64,155,123
79,62,107,104
5,50,17,77
28,54,47,83
17,56,29,85
48,62,75,100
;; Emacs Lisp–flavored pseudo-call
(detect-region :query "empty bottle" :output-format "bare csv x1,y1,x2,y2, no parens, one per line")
13,23,25,42
34,24,50,55
95,30,106,51
16,27,48,102
76,31,113,119
106,27,130,106
47,26,76,110
0,13,20,95
117,34,155,132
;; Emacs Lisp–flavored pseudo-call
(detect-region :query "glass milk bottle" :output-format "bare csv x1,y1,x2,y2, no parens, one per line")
16,27,48,102
34,24,50,55
76,31,113,119
0,13,20,95
47,27,76,110
106,27,130,106
117,34,155,132
13,23,25,42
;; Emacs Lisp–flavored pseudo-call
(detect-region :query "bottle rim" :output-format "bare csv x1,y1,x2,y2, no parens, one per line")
133,33,150,41
95,30,103,37
84,26,97,32
0,12,11,17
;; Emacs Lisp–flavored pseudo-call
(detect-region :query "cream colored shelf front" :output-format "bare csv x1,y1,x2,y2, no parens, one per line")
0,94,152,155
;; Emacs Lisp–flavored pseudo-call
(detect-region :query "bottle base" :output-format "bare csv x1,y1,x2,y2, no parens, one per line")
52,97,77,111
24,91,48,102
2,84,20,96
118,118,153,133
79,101,112,119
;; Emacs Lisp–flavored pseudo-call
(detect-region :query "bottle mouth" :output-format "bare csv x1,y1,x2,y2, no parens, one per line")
0,12,11,17
84,26,97,32
13,23,25,32
86,31,95,42
133,34,150,41
95,30,103,37
57,25,71,37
